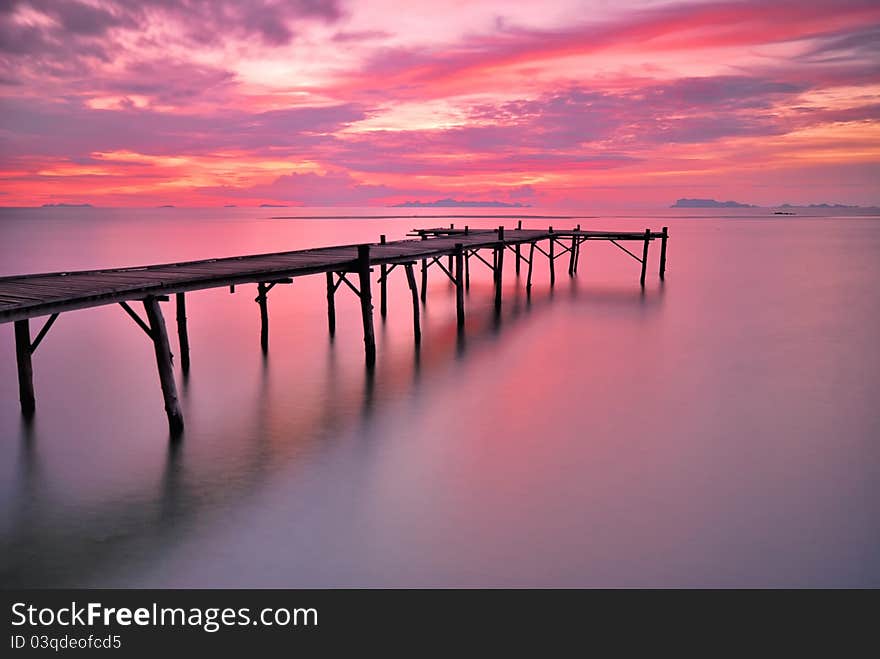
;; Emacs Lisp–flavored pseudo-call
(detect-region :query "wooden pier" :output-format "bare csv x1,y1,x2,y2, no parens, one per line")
0,222,667,434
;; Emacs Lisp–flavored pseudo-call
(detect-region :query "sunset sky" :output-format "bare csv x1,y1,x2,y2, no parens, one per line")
1,0,878,207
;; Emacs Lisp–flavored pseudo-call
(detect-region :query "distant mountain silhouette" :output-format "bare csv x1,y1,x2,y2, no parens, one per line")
41,202,93,208
393,198,530,208
158,204,175,208
779,203,861,209
259,203,288,207
671,198,755,208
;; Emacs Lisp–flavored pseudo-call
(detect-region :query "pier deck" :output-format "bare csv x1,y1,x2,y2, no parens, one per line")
1,222,668,433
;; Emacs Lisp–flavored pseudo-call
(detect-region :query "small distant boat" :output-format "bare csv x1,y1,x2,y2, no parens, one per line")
773,211,796,215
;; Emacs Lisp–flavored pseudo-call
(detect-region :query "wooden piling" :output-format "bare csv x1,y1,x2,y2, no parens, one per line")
356,245,376,366
465,249,470,291
325,272,336,337
549,230,556,286
515,221,522,275
640,229,650,288
447,226,454,271
404,263,421,345
142,296,184,435
454,243,465,328
659,226,668,280
420,258,427,303
568,236,577,275
379,235,387,318
257,282,269,353
494,227,505,310
526,242,535,293
175,293,190,374
14,319,34,417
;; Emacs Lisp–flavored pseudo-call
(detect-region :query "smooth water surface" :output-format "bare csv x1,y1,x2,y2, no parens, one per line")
1,207,878,587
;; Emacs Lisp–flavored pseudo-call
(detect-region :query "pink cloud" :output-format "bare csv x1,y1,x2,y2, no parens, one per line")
1,0,878,207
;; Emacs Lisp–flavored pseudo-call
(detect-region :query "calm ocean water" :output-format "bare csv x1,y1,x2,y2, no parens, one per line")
1,207,878,587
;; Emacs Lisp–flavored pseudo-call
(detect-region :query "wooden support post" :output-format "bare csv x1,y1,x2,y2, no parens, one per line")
640,229,650,288
659,226,668,280
175,293,190,374
325,272,336,337
526,242,535,293
379,235,387,318
549,231,556,286
257,282,269,353
494,227,505,310
357,245,376,366
517,220,522,230
420,258,427,303
14,319,35,417
454,243,465,328
465,250,470,291
143,296,184,435
404,263,421,345
568,236,577,275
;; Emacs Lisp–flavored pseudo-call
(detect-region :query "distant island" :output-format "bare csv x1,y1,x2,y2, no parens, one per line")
259,203,289,207
224,204,238,208
779,203,860,209
158,204,175,208
392,198,531,208
41,203,93,208
671,198,756,208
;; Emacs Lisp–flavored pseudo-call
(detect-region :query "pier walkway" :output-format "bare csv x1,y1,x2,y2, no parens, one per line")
1,222,668,433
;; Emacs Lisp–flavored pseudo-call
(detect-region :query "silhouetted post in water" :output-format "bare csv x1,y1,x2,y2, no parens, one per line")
515,220,522,275
659,226,668,280
175,293,190,374
454,243,465,328
143,296,183,435
494,226,505,310
379,235,387,318
256,282,269,353
420,258,427,303
357,245,376,366
404,263,421,345
574,224,582,273
526,242,535,293
14,319,34,417
640,229,650,288
548,227,556,286
465,248,470,290
325,272,336,337
447,224,454,272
